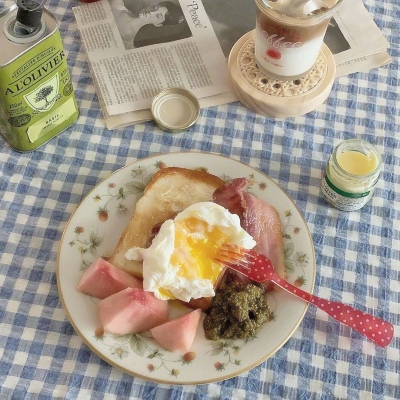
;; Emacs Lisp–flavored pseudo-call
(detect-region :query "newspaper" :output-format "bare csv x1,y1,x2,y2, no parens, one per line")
73,0,391,129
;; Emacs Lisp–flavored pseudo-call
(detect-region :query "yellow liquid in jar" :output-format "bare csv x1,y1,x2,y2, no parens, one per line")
336,150,378,175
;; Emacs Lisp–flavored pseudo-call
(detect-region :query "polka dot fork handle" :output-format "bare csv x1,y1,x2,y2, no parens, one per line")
217,246,394,347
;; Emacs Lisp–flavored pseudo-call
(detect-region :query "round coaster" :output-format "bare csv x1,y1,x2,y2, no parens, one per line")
228,30,336,118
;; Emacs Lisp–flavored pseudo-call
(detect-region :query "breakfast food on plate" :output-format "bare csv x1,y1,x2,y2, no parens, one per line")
150,308,202,353
108,167,224,279
77,166,287,351
213,177,285,281
77,258,142,299
98,287,169,335
126,202,256,305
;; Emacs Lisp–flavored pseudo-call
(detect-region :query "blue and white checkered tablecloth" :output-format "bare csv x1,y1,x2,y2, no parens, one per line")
0,0,399,398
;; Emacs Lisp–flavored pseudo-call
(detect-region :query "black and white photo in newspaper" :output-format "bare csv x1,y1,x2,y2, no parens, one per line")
109,0,192,50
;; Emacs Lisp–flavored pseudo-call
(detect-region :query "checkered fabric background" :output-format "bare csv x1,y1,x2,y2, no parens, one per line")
0,0,399,399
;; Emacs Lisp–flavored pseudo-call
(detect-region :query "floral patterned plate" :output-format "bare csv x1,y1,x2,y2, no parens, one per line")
57,152,316,384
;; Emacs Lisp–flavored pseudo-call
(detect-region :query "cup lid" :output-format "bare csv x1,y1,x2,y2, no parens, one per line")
151,88,200,133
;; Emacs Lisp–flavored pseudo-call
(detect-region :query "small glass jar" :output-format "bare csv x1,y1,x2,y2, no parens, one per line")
321,139,382,211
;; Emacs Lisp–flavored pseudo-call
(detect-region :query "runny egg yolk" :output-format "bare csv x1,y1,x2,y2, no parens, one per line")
170,217,227,283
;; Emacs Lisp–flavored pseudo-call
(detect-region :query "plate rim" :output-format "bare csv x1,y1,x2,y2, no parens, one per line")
56,151,316,384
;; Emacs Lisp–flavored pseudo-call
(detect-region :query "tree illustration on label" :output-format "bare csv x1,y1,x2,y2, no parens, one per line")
266,49,281,59
24,74,60,113
35,85,54,108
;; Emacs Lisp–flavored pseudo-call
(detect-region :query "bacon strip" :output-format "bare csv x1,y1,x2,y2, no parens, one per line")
213,178,285,282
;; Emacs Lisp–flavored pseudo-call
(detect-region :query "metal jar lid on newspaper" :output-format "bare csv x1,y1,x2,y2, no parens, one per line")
151,88,200,133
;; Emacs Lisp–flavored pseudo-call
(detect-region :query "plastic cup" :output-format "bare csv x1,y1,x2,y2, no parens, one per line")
254,0,344,80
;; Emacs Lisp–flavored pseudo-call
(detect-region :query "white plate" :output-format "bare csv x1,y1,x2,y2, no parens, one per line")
57,152,316,384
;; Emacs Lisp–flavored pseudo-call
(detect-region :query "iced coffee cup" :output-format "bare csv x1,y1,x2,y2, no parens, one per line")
254,0,344,80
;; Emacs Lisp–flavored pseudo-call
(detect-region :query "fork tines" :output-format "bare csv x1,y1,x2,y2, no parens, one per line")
216,244,255,270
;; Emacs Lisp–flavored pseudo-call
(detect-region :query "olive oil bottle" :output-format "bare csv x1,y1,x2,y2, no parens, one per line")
0,1,79,151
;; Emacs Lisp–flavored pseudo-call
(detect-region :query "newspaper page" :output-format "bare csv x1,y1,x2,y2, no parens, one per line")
73,0,235,129
73,0,391,129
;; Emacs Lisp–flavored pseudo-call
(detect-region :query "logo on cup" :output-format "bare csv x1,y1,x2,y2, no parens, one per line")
266,49,281,59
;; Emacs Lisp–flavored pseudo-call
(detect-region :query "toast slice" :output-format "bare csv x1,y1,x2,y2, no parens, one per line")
108,167,225,293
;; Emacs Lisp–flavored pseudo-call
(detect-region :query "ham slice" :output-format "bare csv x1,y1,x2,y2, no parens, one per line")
213,178,285,280
150,309,202,353
98,288,169,334
77,258,142,299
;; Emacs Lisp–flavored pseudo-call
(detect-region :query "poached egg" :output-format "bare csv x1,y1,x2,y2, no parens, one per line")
125,202,256,302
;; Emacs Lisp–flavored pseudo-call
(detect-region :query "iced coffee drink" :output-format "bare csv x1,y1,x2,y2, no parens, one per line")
254,0,344,80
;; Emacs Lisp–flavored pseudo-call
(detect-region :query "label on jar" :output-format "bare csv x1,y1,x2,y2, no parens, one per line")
321,174,372,211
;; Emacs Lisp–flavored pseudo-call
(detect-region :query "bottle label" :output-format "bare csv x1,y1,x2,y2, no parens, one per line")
321,174,372,211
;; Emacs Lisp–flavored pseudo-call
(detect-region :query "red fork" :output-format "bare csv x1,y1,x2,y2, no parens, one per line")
217,245,394,347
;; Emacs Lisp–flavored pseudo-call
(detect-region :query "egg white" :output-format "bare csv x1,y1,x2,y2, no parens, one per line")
125,202,256,302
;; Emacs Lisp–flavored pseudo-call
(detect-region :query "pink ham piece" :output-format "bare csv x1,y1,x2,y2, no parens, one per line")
213,178,285,280
77,258,142,299
98,288,169,334
150,309,202,353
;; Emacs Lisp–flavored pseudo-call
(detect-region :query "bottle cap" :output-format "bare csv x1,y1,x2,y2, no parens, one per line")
15,0,46,33
151,88,200,133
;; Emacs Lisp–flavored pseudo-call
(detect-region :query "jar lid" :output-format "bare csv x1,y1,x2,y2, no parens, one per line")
151,88,200,133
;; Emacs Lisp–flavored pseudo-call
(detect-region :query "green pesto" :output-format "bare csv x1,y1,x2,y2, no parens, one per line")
203,281,271,340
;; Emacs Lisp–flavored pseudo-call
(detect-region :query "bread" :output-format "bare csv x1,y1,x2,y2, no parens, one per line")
108,167,225,286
